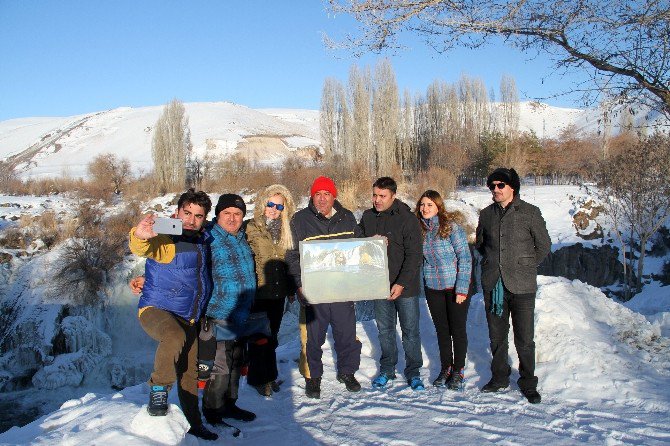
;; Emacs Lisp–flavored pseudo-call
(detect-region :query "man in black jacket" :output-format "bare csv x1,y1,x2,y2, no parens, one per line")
285,176,363,398
360,177,424,390
475,168,551,404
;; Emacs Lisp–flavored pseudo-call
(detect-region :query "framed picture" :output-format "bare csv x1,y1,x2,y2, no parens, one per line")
299,237,390,304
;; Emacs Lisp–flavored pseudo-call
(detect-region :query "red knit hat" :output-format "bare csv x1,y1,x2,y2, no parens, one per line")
310,176,337,198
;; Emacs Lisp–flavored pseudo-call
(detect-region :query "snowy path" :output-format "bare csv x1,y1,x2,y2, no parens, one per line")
3,276,669,445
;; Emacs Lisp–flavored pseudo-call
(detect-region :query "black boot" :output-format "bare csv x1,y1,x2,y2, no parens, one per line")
521,388,542,404
336,373,361,392
305,377,321,399
222,398,256,422
481,380,509,393
202,375,226,425
187,424,218,441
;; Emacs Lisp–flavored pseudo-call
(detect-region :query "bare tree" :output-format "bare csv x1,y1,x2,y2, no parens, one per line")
152,99,191,194
320,77,340,159
348,64,373,168
398,88,417,173
499,75,520,139
328,0,670,115
88,153,132,196
595,133,670,297
371,58,400,174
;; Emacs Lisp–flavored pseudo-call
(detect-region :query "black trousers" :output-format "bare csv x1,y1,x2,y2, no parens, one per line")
425,288,470,370
484,288,538,391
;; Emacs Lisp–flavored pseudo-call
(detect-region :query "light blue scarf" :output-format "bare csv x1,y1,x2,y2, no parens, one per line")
491,277,504,317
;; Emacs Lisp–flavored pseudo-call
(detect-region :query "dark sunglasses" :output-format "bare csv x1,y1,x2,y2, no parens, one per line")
488,182,507,191
266,201,285,211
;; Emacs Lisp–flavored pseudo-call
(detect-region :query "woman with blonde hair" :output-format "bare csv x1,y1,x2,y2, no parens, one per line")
245,184,296,396
416,190,472,390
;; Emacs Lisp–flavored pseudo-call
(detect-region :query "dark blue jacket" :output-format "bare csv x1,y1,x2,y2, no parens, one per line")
139,233,213,323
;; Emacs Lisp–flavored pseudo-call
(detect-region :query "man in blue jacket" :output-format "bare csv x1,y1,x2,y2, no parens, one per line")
129,189,217,441
201,193,258,425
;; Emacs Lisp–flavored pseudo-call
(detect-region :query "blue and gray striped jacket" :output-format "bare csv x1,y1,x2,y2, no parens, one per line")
422,216,472,295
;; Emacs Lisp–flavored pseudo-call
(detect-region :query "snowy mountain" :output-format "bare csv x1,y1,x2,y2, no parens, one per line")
2,100,662,180
0,103,320,180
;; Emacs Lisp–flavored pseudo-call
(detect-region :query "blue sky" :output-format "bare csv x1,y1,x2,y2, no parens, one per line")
0,1,586,121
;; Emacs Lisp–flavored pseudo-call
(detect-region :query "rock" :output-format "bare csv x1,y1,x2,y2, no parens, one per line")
539,243,626,287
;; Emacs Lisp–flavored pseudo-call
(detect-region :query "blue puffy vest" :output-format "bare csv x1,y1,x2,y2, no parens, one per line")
139,233,213,322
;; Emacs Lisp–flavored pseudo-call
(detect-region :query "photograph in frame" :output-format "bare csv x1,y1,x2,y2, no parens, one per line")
299,237,390,304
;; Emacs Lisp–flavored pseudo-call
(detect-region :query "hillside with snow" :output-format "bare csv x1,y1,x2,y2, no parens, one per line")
3,100,663,180
0,185,669,444
0,103,320,179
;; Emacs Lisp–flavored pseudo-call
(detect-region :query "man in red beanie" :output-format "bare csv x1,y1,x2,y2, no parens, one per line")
285,176,363,398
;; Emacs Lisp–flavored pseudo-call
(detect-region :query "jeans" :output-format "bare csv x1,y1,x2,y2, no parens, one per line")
374,296,423,380
484,289,538,391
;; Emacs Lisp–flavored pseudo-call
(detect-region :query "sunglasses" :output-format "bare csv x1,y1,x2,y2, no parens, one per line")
488,182,507,191
266,201,285,211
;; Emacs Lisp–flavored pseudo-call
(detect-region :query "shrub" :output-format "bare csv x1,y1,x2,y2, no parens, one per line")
409,167,457,200
0,227,27,250
51,204,132,305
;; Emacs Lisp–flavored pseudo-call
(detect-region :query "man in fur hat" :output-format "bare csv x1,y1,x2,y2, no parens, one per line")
475,168,551,404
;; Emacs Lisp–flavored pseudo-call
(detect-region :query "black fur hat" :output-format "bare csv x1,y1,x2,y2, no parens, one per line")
487,168,521,195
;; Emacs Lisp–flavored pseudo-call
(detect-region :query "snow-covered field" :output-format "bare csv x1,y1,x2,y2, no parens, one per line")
0,185,669,445
1,276,669,445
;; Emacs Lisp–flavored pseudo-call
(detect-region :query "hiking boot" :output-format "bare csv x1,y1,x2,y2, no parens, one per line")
254,382,273,397
305,377,321,399
447,367,464,391
187,424,218,441
222,403,256,422
521,388,542,404
371,372,396,389
481,380,509,393
202,407,225,425
147,385,168,416
337,373,361,392
408,376,425,391
270,380,281,392
432,367,452,387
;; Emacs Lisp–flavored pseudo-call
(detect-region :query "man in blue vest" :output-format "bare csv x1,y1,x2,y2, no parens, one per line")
129,189,217,441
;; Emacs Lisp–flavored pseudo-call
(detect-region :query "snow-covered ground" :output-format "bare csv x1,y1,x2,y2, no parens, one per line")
1,276,669,445
0,185,669,445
